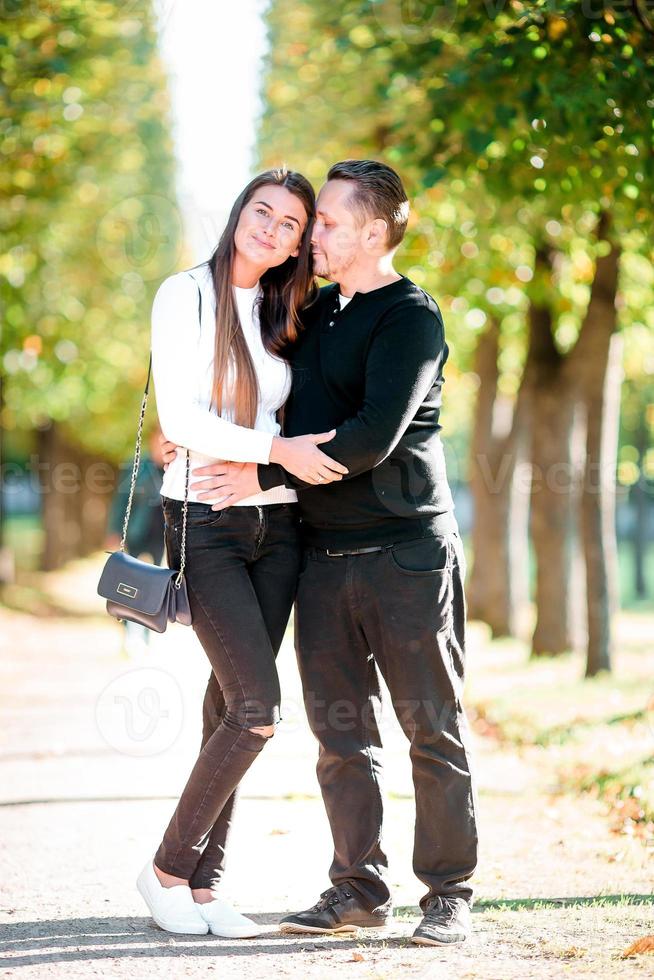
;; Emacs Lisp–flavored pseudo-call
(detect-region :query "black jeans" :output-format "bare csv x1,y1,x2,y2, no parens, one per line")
154,498,301,887
294,530,479,912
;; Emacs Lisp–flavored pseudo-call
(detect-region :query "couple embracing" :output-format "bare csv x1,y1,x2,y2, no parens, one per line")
135,159,479,947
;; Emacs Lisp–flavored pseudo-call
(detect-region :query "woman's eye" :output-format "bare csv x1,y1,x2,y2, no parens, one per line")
256,208,268,216
283,221,294,230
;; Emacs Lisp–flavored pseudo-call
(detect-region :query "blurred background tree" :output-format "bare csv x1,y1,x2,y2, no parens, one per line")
0,0,182,570
1,0,652,905
257,0,654,674
1,0,651,677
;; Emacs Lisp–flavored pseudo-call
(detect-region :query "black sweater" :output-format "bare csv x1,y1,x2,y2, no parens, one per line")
257,276,457,549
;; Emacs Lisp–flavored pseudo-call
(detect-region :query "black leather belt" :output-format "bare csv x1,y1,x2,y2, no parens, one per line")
324,545,387,557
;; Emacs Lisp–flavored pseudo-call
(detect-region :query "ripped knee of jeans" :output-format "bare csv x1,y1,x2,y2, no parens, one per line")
226,699,280,740
248,723,276,739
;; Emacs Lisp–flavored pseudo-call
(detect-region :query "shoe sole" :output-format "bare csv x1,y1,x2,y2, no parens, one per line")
280,922,389,935
205,925,267,938
411,935,468,946
136,868,208,935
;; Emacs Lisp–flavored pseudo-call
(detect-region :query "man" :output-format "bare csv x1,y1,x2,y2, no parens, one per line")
164,160,478,945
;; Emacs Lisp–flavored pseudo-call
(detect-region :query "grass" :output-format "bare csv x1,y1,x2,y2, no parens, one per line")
471,894,654,912
466,617,654,843
391,895,654,918
3,514,43,572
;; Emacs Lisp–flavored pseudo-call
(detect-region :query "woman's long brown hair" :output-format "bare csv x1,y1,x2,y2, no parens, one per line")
207,167,316,428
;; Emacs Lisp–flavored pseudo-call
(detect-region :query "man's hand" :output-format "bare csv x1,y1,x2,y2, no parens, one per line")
269,431,348,483
191,461,261,510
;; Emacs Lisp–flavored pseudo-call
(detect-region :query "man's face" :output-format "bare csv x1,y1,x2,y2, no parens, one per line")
311,180,363,281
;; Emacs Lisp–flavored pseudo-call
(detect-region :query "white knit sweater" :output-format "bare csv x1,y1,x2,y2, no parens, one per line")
151,262,296,505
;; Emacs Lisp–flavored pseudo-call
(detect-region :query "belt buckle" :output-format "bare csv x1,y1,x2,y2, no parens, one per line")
326,548,346,557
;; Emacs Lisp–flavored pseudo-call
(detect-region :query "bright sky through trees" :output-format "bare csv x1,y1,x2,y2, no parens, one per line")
155,0,268,259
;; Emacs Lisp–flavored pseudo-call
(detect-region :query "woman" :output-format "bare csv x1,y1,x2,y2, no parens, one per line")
136,168,346,938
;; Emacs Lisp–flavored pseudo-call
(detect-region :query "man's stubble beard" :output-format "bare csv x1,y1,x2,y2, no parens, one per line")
316,252,356,284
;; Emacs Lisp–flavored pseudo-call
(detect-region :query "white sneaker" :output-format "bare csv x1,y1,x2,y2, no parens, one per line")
136,859,209,935
195,896,265,938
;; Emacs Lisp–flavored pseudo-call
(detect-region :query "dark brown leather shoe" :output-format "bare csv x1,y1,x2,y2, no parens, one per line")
279,885,392,934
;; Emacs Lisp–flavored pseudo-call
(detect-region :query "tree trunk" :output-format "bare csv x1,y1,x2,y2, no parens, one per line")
0,371,4,551
579,333,622,676
468,318,529,636
37,422,114,571
0,372,15,585
38,423,77,571
568,218,621,676
529,389,579,654
77,445,114,555
632,416,649,599
526,251,578,656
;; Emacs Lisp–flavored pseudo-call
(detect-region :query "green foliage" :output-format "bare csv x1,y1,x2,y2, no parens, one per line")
391,1,652,232
0,0,182,461
257,0,654,455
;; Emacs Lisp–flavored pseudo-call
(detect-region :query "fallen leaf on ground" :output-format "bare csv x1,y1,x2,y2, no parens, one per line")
623,936,654,957
560,946,587,958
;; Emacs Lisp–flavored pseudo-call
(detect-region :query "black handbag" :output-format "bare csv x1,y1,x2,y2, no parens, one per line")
97,276,201,632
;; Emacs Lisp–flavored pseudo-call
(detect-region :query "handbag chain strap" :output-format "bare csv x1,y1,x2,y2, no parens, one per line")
120,273,203,588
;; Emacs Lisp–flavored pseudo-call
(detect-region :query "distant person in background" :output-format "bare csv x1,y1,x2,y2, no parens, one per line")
105,426,165,657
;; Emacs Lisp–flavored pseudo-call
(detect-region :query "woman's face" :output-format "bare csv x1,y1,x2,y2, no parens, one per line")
234,183,309,270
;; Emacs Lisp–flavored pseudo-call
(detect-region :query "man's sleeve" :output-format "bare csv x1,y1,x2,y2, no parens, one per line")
256,301,446,492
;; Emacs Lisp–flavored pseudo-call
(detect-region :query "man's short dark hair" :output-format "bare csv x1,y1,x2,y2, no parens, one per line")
327,159,410,249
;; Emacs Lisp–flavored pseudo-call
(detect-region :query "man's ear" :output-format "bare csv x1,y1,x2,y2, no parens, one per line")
366,217,389,251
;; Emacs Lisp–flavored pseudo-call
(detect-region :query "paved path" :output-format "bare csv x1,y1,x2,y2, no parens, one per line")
0,566,651,979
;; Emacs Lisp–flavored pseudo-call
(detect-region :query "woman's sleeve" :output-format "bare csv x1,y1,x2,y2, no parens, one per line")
151,273,274,463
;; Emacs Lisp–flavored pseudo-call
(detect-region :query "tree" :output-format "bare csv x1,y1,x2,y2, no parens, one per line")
1,0,182,568
395,1,652,673
257,0,654,673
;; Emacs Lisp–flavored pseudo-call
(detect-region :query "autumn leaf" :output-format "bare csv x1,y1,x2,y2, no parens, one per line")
623,936,654,957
